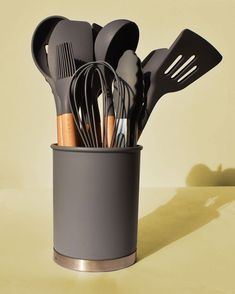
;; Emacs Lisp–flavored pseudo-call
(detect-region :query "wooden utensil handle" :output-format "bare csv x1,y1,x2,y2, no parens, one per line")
61,113,77,147
57,115,63,146
105,115,115,147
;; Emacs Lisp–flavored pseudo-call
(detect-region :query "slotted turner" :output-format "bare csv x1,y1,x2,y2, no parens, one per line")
138,29,222,135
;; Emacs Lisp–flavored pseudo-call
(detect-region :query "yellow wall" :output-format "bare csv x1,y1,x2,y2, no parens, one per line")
0,0,234,188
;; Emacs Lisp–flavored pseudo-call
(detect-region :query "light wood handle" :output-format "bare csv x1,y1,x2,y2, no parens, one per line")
57,115,63,146
61,113,77,147
105,115,115,147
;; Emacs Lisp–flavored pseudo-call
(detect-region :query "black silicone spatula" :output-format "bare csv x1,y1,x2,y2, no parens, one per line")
138,29,222,135
48,19,93,146
113,50,144,147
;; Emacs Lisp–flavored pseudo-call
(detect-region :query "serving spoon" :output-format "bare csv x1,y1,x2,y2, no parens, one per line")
31,15,67,145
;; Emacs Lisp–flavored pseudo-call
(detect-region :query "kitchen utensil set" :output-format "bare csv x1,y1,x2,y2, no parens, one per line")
32,17,222,147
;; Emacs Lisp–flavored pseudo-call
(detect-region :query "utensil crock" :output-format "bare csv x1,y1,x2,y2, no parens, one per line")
51,144,142,272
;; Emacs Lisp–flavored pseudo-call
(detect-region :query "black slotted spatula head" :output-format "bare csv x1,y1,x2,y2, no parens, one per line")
139,29,222,135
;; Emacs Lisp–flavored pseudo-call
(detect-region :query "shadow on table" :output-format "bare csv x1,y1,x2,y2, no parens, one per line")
137,165,235,260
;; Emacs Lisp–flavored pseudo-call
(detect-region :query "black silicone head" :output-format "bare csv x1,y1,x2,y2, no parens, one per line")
95,19,139,69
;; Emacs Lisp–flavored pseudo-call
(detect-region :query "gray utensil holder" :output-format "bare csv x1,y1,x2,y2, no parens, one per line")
51,144,142,272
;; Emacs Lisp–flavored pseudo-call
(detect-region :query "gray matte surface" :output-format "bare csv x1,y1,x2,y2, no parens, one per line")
51,145,142,260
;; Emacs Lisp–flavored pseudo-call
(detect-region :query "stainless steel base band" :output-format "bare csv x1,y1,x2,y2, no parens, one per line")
53,249,137,272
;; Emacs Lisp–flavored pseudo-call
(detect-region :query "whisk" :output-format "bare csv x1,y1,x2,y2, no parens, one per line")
69,61,129,147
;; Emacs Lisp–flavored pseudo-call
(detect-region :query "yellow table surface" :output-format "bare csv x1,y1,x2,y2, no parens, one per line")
1,187,235,294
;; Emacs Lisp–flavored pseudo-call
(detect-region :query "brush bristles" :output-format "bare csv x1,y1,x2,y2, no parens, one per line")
56,42,76,79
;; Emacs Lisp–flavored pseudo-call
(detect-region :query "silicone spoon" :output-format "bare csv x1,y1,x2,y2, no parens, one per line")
94,19,139,146
31,15,67,145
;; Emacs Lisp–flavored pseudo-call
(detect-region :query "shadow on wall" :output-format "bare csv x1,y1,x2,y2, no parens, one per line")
137,187,235,260
186,164,235,186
